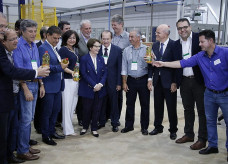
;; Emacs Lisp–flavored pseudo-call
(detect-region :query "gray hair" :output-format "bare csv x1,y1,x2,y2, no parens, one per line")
111,14,124,26
20,19,37,32
131,28,142,39
80,20,91,28
0,12,6,19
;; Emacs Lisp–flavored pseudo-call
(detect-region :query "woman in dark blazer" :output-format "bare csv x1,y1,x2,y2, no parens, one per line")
78,38,107,137
59,30,79,136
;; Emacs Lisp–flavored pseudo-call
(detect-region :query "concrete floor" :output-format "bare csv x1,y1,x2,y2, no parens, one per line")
27,91,227,164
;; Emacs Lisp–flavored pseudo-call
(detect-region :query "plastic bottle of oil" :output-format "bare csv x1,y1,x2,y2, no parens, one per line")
42,51,50,67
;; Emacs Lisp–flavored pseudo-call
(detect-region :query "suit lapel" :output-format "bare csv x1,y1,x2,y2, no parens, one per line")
87,54,97,73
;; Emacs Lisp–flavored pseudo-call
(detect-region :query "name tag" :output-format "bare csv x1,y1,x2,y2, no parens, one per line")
103,56,108,65
31,60,38,70
131,62,138,70
214,59,221,65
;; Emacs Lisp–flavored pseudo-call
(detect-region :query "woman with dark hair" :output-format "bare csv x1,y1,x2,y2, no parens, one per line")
78,38,107,137
59,30,79,136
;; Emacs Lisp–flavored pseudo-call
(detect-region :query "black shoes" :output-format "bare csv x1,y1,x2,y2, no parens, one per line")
141,129,148,135
29,139,38,146
91,131,99,137
121,127,134,133
98,124,105,130
80,129,87,135
112,126,119,132
149,129,163,135
199,147,219,154
42,137,57,146
51,132,65,139
8,154,25,163
170,133,177,140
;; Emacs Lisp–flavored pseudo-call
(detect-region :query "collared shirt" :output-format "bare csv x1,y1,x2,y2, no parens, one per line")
13,37,40,70
90,54,97,73
160,38,169,55
112,30,130,51
121,43,148,78
180,45,228,91
102,44,111,57
57,38,62,50
81,33,90,44
180,32,194,76
46,40,61,62
6,49,19,93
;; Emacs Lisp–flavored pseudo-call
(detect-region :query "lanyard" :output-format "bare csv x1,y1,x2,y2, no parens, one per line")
131,47,141,63
65,46,79,62
26,44,34,60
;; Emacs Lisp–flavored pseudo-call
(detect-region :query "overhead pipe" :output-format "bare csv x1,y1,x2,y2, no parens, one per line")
217,0,223,44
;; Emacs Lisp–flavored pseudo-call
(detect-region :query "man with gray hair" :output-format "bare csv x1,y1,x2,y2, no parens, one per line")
121,29,150,135
147,24,179,140
13,19,44,161
76,19,92,127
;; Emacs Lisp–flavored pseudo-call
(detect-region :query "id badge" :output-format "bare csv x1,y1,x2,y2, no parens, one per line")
103,56,108,65
131,62,138,70
31,60,38,70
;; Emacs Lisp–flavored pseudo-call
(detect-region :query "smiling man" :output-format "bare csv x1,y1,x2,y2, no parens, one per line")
172,18,207,150
153,29,228,162
13,19,44,161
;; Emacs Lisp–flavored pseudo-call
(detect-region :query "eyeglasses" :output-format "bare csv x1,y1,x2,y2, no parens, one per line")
7,37,18,42
93,45,101,48
0,24,8,29
177,26,189,31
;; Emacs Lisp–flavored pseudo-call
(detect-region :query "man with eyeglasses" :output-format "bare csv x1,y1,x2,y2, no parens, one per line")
0,12,50,164
174,18,207,150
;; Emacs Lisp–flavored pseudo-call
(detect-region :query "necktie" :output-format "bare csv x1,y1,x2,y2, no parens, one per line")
7,52,14,64
104,48,108,57
159,43,164,56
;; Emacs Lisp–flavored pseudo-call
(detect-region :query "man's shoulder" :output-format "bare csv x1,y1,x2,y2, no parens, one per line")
111,44,122,51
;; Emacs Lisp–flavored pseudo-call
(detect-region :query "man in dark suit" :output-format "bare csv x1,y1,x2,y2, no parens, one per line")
76,19,92,126
148,24,178,140
38,26,68,146
174,18,207,150
0,12,50,164
98,30,122,132
36,26,48,48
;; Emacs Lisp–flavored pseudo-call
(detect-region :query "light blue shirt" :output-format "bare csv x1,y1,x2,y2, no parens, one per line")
112,30,130,51
121,43,148,78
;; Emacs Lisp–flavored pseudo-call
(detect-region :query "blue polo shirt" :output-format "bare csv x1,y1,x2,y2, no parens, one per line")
180,45,228,91
13,37,40,70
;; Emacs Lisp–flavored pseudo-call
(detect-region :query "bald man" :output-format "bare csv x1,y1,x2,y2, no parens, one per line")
147,24,179,140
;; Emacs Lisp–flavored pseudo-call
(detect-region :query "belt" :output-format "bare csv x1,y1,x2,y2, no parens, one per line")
26,79,39,82
183,75,195,79
208,88,228,94
128,74,148,80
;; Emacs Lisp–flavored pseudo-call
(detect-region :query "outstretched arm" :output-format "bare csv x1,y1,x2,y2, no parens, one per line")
153,60,181,68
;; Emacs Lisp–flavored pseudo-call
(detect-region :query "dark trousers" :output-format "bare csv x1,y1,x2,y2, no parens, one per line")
99,85,120,127
7,94,19,158
0,112,9,164
76,96,83,123
154,77,178,133
125,76,150,129
180,77,207,141
82,93,103,131
41,92,61,139
118,90,123,118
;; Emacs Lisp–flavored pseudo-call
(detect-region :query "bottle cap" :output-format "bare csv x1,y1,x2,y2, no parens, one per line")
66,58,69,60
45,51,48,53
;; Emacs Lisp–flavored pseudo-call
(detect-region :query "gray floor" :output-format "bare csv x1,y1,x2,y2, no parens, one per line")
27,92,227,164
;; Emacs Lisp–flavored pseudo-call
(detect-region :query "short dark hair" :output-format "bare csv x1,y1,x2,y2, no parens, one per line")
100,30,113,39
176,18,190,27
15,19,24,31
47,26,61,35
61,30,79,48
40,26,48,39
58,21,70,30
87,38,101,50
199,30,215,42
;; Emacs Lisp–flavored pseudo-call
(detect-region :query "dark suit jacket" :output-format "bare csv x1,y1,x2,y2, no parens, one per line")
174,32,204,86
98,44,122,91
36,40,42,48
78,34,89,57
0,43,35,113
148,39,177,89
38,41,65,93
78,53,107,99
